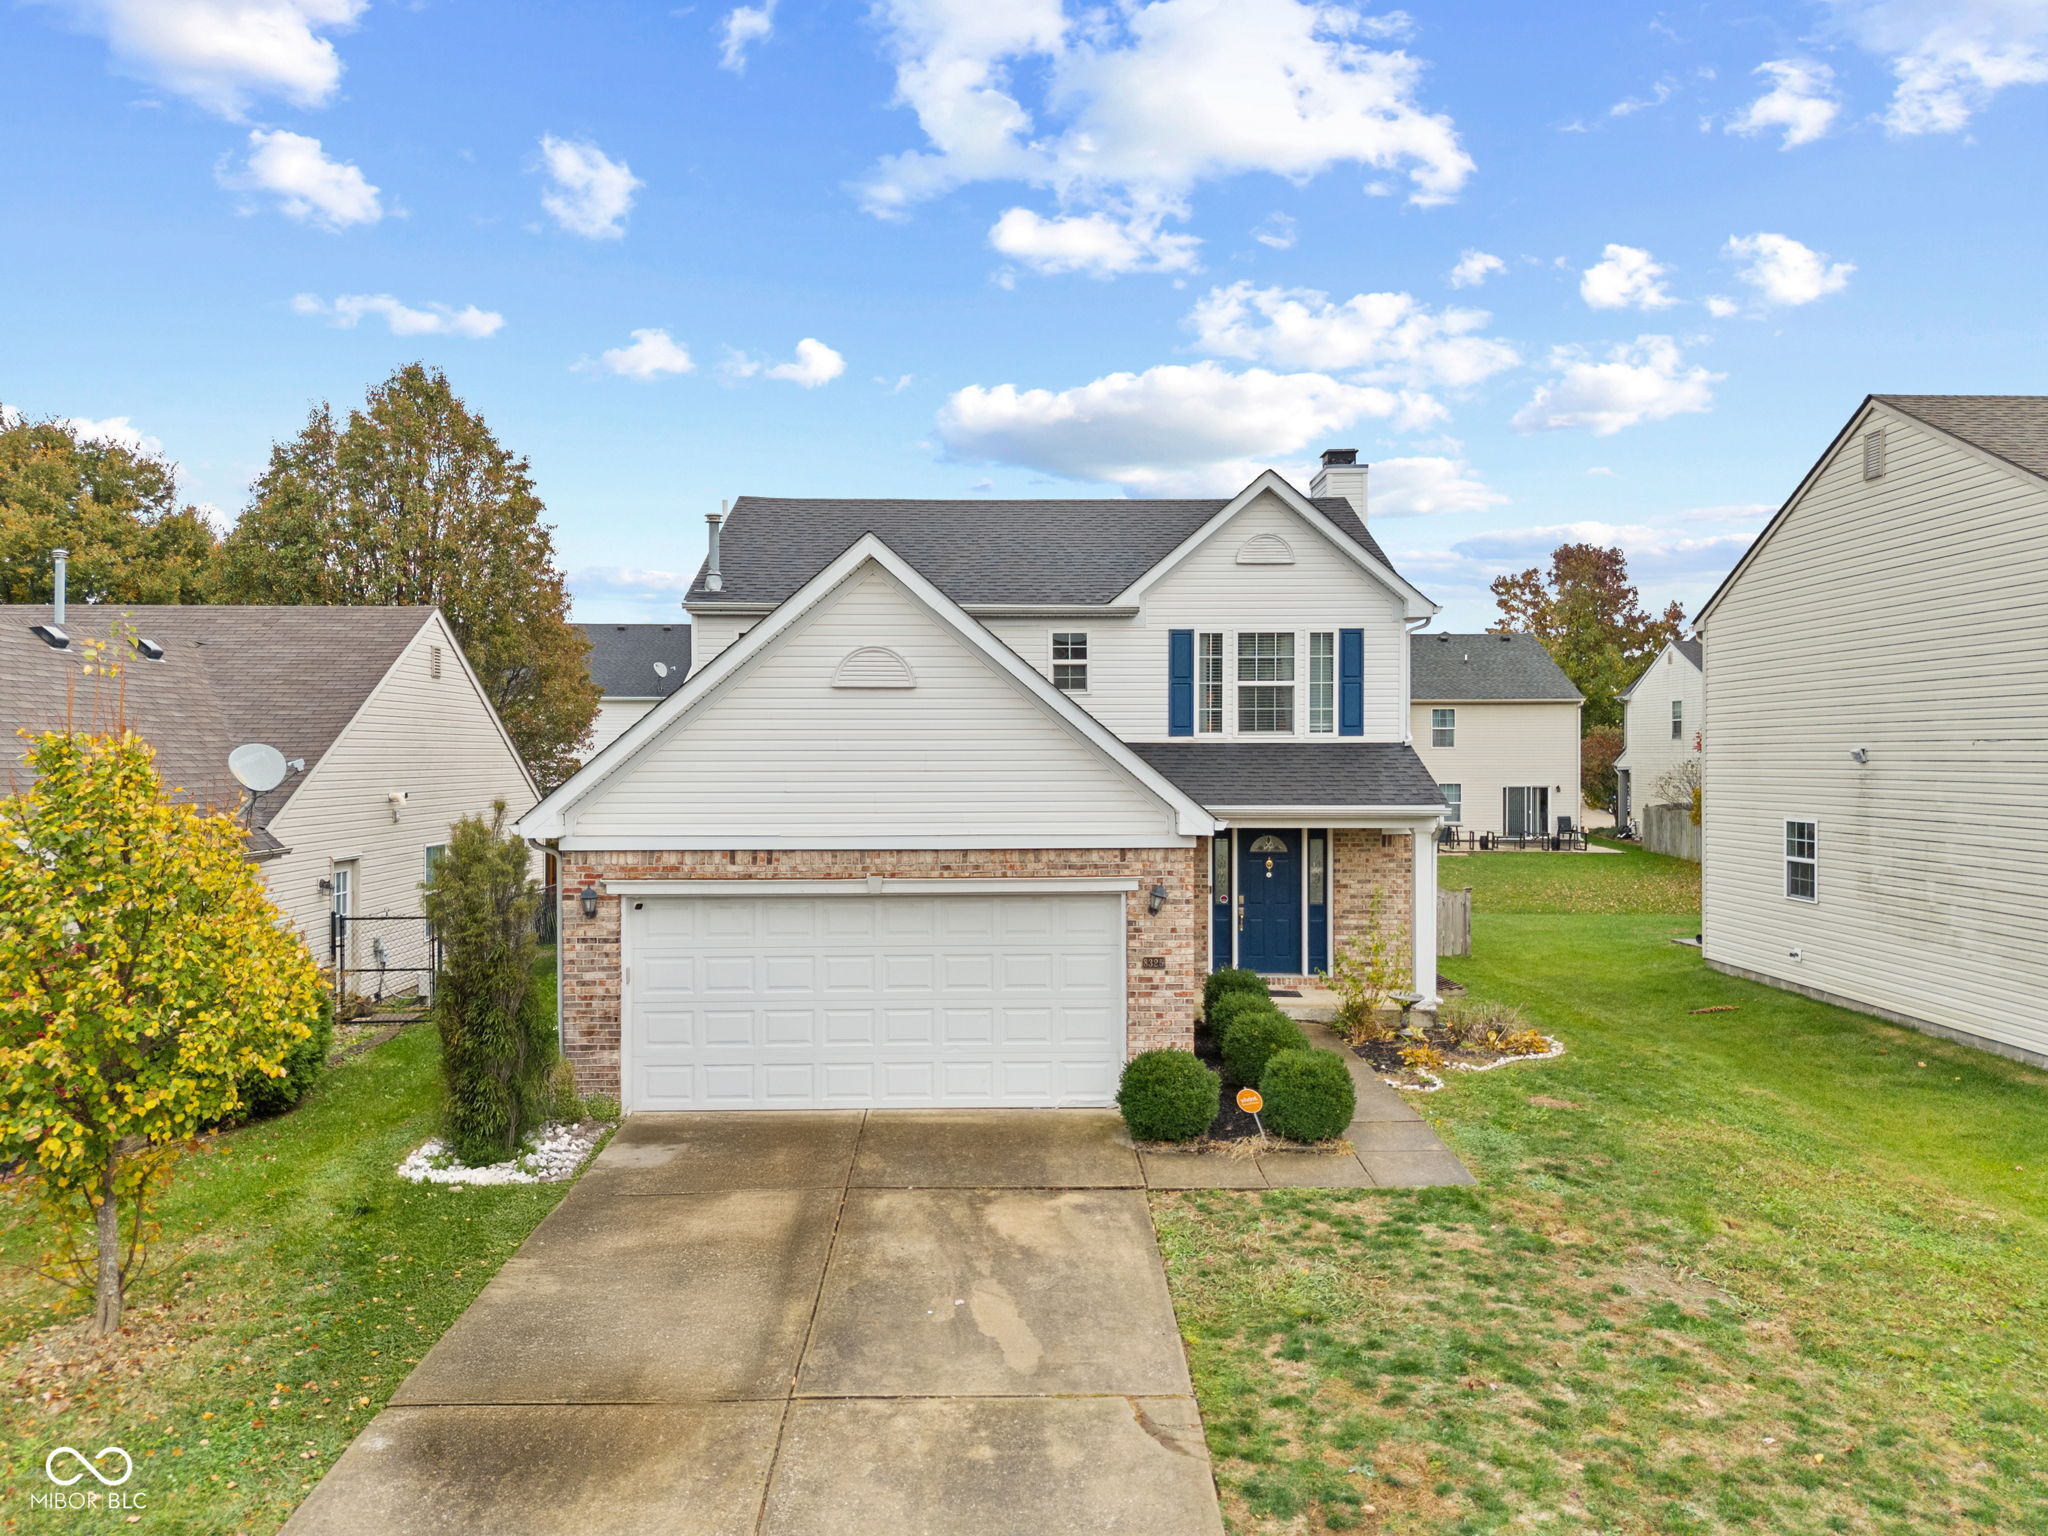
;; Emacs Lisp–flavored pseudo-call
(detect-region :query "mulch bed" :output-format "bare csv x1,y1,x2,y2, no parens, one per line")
1192,1022,1271,1143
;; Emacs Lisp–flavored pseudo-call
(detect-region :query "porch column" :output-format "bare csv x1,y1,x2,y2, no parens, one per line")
1410,825,1438,1004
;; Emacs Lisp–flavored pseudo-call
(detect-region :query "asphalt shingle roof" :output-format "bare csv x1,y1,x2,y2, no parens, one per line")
579,623,691,698
1674,636,1703,669
0,605,434,838
1409,632,1582,702
1875,395,2048,483
686,495,1402,607
1130,742,1445,810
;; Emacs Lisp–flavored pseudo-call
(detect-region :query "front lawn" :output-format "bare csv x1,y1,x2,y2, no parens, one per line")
0,992,580,1532
1441,840,1700,916
1157,854,2046,1534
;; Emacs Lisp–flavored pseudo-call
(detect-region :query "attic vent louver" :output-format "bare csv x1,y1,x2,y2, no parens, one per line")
1863,428,1887,481
832,646,916,689
1236,532,1295,565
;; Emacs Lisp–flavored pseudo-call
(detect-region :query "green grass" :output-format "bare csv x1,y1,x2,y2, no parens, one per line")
1158,860,2047,1534
0,962,580,1534
1445,841,1701,916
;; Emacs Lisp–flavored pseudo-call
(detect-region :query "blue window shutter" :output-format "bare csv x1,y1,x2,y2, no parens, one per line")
1168,630,1195,736
1338,629,1364,736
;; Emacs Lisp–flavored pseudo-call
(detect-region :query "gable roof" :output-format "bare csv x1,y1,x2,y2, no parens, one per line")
579,623,691,699
522,535,1218,841
0,605,436,835
684,488,1405,608
1410,632,1581,702
1875,396,2048,484
1618,635,1703,700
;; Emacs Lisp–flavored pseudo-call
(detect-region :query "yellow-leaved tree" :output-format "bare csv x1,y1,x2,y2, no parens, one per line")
0,727,324,1334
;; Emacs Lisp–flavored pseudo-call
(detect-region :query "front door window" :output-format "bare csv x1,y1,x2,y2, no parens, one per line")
1236,829,1302,974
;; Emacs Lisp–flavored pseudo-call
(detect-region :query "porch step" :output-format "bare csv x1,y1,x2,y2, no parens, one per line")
1270,987,1341,1024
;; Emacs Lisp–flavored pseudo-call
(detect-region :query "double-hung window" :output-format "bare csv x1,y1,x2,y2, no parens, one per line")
1440,783,1463,823
1052,632,1088,691
1236,632,1295,733
1431,707,1456,747
1197,632,1224,733
1307,632,1336,733
1784,820,1817,900
1671,699,1684,739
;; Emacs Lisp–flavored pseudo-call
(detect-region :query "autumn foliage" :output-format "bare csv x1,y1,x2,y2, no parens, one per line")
1491,543,1685,733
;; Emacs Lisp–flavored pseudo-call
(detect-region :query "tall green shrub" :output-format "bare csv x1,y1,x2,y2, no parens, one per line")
421,801,553,1165
234,996,334,1121
1259,1049,1356,1142
1115,1050,1220,1142
1220,1008,1311,1086
1206,990,1274,1040
1203,967,1267,1013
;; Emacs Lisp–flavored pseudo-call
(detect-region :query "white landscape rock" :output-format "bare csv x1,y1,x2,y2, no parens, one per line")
397,1122,606,1186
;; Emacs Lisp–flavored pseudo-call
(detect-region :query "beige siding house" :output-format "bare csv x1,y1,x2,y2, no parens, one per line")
1615,636,1704,829
1408,632,1583,837
1696,395,2048,1069
1,604,537,967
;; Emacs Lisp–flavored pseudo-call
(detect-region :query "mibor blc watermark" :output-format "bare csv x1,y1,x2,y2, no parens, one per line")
33,1445,147,1514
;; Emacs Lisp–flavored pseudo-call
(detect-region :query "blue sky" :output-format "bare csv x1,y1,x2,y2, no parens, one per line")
4,0,2045,629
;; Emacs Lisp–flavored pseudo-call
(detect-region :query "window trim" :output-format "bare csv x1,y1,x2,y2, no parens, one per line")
1307,631,1335,734
1439,782,1462,824
1431,707,1456,748
1784,817,1818,902
1671,699,1684,740
1196,631,1224,733
1050,630,1089,693
1235,631,1296,734
1176,628,1365,739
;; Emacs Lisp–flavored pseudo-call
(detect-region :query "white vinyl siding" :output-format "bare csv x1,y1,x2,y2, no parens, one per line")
1408,699,1582,837
569,563,1184,847
587,697,658,757
1701,403,2048,1067
1618,641,1705,808
682,611,752,673
262,613,539,957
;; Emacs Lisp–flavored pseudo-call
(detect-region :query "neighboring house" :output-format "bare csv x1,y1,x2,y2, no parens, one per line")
518,452,1450,1112
1695,394,2048,1070
1,603,538,967
1614,636,1704,828
1409,632,1583,837
579,623,691,755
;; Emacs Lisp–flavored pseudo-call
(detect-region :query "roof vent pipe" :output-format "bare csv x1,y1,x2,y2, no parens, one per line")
705,503,725,593
52,548,67,625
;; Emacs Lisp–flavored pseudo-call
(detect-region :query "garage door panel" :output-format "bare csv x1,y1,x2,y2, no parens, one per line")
627,892,1126,1110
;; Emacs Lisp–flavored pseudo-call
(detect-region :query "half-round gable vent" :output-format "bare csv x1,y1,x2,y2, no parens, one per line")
832,646,917,689
1236,532,1295,565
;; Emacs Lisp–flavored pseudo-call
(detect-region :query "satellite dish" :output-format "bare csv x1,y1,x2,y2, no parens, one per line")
228,743,288,794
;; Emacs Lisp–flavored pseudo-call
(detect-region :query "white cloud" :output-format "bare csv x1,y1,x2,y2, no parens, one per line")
291,292,504,337
1579,243,1675,311
726,338,847,387
63,414,163,455
859,0,1472,270
1511,336,1721,437
1186,281,1518,391
1367,456,1508,517
1252,212,1297,249
989,207,1201,275
1727,59,1841,147
1610,75,1677,116
1831,0,2048,134
935,359,1439,493
42,0,364,119
1725,232,1854,305
1704,295,1741,318
219,128,380,228
570,564,698,623
1441,518,1756,581
597,328,695,379
538,135,641,239
719,1,775,72
1446,249,1505,288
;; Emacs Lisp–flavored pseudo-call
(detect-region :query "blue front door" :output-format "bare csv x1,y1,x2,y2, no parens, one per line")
1237,829,1302,974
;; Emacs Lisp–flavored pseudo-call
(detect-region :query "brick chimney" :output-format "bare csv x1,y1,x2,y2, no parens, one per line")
1309,449,1368,522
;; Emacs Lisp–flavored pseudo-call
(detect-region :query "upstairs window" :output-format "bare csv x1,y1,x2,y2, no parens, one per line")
1308,632,1335,733
1671,699,1684,739
1785,820,1818,900
1237,632,1294,733
1197,632,1224,733
1431,707,1456,747
1052,631,1088,692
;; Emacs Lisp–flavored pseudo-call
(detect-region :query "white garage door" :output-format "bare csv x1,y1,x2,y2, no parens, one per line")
623,891,1127,1110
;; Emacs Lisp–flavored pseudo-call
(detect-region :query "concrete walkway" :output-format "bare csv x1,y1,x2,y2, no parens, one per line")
285,1110,1226,1536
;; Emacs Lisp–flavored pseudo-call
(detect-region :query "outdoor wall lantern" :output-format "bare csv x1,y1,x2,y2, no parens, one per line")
579,885,600,919
1147,882,1168,915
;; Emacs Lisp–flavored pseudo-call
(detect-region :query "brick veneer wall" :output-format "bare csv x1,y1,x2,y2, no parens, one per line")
1255,830,1415,990
556,845,1203,1099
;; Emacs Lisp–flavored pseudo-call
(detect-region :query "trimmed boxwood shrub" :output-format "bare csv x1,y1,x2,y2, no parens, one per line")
1205,989,1275,1040
1220,1007,1311,1087
1259,1048,1356,1143
1116,1049,1222,1142
1203,967,1267,1014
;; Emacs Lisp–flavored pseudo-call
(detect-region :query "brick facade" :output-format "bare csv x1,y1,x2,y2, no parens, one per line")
1242,830,1416,990
557,845,1203,1099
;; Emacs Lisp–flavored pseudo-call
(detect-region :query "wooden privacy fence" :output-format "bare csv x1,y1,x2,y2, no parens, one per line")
1438,885,1472,956
1642,803,1702,863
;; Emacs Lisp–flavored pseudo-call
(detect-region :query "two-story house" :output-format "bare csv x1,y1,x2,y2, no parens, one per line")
1614,636,1703,833
1408,632,1583,838
517,453,1449,1111
1697,395,2048,1071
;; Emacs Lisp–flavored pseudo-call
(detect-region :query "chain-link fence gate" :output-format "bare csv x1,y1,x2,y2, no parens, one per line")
331,913,440,1021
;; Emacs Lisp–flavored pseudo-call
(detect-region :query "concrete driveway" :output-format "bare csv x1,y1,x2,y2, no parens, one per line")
285,1110,1224,1536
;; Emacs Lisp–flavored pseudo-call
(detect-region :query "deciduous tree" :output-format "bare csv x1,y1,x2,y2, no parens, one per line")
1490,544,1684,732
220,365,597,787
0,658,323,1334
1580,724,1624,813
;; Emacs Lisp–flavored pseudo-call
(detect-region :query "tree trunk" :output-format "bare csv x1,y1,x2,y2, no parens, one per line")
92,1163,122,1337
